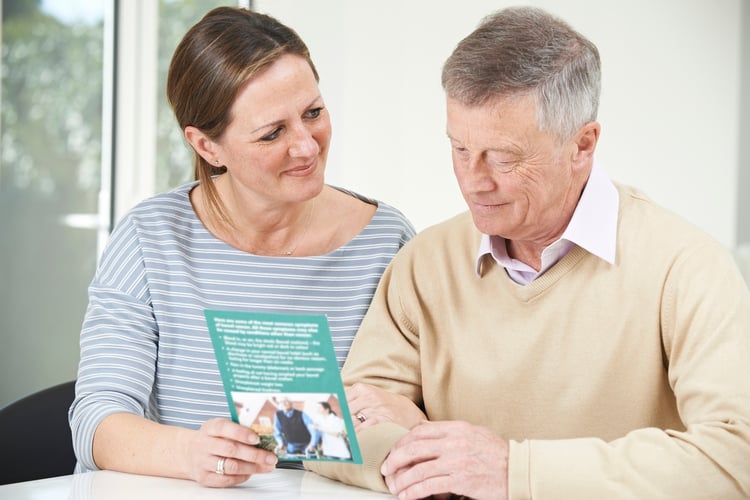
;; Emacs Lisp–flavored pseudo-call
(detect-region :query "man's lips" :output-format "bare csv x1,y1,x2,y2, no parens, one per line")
470,200,508,211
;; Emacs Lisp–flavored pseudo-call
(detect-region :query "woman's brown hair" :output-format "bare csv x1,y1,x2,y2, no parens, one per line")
166,6,319,223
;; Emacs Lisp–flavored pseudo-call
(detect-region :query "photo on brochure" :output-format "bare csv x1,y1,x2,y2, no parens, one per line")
205,309,363,464
234,391,354,460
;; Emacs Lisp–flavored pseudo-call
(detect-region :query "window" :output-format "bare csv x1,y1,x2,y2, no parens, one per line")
0,0,107,406
0,0,234,406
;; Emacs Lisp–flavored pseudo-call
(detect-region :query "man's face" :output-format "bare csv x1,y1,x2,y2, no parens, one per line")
446,94,580,246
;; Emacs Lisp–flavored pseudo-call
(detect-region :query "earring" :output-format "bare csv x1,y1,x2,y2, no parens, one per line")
214,159,220,165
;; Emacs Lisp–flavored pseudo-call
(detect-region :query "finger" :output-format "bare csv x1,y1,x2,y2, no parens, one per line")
355,407,392,431
388,471,458,500
382,431,447,476
347,382,387,409
208,438,278,472
198,471,252,488
345,383,373,414
345,382,366,400
392,420,462,447
352,410,367,431
194,455,252,488
384,448,468,499
383,455,439,497
214,452,277,477
201,418,260,445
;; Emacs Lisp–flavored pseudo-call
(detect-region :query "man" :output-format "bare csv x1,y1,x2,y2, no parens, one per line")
273,397,318,457
306,6,750,499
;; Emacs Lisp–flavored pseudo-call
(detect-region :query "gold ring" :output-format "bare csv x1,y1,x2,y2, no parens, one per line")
215,456,226,475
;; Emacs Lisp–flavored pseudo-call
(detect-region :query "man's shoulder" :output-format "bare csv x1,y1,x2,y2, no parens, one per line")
615,183,715,243
391,210,480,270
417,210,477,240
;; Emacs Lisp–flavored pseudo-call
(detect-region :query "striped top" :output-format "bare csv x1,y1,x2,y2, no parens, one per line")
69,182,415,472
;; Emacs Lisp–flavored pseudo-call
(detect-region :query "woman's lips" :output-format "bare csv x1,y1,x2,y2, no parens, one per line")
284,160,316,176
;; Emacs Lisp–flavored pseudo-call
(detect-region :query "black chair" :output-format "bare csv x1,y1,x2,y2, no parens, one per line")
0,380,77,485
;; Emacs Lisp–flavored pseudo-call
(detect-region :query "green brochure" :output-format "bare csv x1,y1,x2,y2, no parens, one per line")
205,309,362,464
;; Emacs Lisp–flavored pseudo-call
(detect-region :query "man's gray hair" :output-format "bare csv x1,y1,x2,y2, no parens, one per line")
442,6,601,141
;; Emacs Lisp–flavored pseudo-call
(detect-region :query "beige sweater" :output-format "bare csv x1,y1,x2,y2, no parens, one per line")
307,184,750,499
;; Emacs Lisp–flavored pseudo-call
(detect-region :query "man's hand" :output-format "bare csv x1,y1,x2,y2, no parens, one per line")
380,420,509,500
346,382,426,431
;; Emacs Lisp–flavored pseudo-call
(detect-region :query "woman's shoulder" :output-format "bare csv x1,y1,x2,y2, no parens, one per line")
104,182,200,249
117,182,197,224
328,185,414,232
131,181,196,211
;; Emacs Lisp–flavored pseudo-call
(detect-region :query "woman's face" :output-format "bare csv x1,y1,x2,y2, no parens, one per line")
211,54,331,207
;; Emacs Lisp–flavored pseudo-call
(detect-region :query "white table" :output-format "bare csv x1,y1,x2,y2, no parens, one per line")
0,468,393,499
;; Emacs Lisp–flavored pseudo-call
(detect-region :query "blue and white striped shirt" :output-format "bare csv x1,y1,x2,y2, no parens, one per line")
69,182,415,472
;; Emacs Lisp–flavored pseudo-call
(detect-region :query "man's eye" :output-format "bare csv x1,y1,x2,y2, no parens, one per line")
261,128,282,141
488,158,516,173
486,152,517,172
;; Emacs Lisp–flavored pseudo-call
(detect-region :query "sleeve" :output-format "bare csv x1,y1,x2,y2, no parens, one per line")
273,412,284,445
509,240,750,499
302,412,320,448
304,248,420,490
68,215,159,472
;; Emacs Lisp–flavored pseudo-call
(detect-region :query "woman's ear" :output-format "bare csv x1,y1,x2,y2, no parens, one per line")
184,125,220,164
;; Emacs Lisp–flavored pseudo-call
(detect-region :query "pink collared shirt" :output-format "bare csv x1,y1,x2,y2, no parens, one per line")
475,163,619,284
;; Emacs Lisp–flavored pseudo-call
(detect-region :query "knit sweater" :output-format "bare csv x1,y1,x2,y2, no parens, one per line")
307,183,750,499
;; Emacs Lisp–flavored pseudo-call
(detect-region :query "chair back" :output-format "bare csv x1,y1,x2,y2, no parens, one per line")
0,380,77,485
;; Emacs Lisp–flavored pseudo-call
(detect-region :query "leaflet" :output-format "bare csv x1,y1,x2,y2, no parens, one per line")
205,309,362,464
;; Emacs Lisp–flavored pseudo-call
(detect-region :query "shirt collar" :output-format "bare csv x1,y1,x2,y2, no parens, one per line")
475,162,619,277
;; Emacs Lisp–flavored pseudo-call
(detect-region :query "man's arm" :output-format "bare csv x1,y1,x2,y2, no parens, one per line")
305,251,422,489
273,414,285,448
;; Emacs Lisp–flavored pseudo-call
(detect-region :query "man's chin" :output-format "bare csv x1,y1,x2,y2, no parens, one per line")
469,212,508,236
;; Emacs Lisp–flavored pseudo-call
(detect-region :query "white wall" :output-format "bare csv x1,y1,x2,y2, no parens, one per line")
255,0,743,248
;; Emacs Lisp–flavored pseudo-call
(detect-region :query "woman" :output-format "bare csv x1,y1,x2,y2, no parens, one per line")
69,7,414,488
312,402,351,460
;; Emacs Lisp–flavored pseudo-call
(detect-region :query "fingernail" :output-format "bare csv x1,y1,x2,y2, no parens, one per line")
266,455,278,465
248,435,259,445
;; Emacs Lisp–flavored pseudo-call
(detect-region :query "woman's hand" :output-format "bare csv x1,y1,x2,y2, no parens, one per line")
346,383,427,431
187,418,278,487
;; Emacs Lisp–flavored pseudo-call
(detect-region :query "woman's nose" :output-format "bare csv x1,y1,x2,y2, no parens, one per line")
288,125,319,158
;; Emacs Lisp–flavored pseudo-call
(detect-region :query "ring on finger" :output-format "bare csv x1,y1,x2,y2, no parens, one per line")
355,412,367,423
216,456,226,475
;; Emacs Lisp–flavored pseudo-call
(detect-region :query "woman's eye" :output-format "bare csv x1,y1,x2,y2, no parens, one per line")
260,128,282,142
305,107,323,119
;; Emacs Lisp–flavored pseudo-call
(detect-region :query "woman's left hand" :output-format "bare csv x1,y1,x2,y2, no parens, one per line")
345,382,426,431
